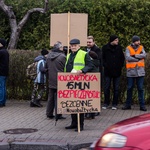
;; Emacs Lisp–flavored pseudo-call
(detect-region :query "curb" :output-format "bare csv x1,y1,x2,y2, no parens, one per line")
0,142,92,150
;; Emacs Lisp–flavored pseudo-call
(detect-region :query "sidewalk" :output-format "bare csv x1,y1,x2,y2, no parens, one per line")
0,100,149,150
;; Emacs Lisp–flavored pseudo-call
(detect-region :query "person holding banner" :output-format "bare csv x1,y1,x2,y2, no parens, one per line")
46,41,66,119
65,38,94,131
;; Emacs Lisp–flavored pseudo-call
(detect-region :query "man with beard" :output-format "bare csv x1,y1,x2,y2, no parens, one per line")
87,36,102,74
122,35,147,111
86,36,102,116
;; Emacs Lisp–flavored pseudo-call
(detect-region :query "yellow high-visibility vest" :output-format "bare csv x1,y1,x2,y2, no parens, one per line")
64,50,86,72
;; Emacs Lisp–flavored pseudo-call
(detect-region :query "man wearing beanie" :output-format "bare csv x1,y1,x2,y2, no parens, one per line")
65,38,94,131
30,48,49,107
102,35,125,110
122,35,147,111
0,38,9,107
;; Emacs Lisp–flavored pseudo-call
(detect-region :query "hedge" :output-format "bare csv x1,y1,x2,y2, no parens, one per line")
7,50,150,105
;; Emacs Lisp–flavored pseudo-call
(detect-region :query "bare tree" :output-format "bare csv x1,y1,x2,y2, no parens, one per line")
0,0,48,50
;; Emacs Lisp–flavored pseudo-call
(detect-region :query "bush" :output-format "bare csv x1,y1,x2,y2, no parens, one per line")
7,50,150,105
7,50,41,100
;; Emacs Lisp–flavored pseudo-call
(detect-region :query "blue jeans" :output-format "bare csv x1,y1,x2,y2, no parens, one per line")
126,77,145,107
0,76,7,105
104,76,120,106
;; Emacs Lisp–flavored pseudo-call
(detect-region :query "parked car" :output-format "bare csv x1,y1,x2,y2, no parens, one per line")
91,113,150,150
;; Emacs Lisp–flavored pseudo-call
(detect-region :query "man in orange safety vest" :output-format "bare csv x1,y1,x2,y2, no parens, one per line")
122,35,147,111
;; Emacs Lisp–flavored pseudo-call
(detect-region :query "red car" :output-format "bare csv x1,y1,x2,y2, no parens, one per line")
92,113,150,150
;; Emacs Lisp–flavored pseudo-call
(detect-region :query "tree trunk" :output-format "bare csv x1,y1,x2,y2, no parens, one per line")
0,0,48,50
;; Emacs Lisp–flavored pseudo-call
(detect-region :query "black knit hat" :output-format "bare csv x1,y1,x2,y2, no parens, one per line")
0,38,7,47
132,35,140,43
109,35,118,43
89,51,98,59
41,48,48,56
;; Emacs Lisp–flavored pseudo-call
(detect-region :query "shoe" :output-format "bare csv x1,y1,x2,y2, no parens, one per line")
30,100,42,107
85,113,91,118
75,126,84,132
34,100,43,107
30,101,37,107
47,115,55,119
112,106,117,110
57,116,66,119
140,107,147,111
85,117,92,120
91,116,95,119
38,103,43,107
65,125,77,129
95,112,100,116
102,106,108,109
0,104,4,107
122,105,131,110
85,115,95,119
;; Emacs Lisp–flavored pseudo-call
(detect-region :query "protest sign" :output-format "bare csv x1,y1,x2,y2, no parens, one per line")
57,73,101,114
50,13,88,48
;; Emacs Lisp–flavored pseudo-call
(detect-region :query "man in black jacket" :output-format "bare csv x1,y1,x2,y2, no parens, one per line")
0,38,9,107
102,35,125,110
86,35,102,116
87,36,102,73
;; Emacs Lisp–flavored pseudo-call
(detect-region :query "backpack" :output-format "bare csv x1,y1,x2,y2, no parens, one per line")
26,62,38,80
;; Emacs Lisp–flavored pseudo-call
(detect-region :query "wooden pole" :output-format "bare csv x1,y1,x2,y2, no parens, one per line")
67,11,70,54
77,113,80,133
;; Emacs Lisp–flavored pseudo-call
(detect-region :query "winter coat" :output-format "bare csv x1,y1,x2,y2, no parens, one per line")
46,48,66,89
86,44,102,72
125,44,146,77
89,51,100,72
34,55,47,84
0,47,9,76
102,43,125,77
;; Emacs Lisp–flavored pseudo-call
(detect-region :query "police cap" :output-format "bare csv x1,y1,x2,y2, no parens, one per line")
69,38,80,44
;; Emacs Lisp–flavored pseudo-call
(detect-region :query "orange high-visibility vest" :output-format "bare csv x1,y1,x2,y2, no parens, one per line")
126,45,145,69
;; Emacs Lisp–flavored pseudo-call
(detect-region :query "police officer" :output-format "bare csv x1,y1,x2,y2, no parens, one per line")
65,38,94,131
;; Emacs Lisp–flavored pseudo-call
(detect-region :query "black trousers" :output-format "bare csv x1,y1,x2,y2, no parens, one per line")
71,114,84,127
46,88,57,116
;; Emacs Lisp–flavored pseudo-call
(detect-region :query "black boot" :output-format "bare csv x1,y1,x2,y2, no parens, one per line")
30,101,38,107
33,99,43,107
30,99,43,107
95,112,100,116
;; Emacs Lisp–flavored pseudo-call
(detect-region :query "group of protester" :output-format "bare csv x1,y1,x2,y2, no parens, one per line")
0,34,147,132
